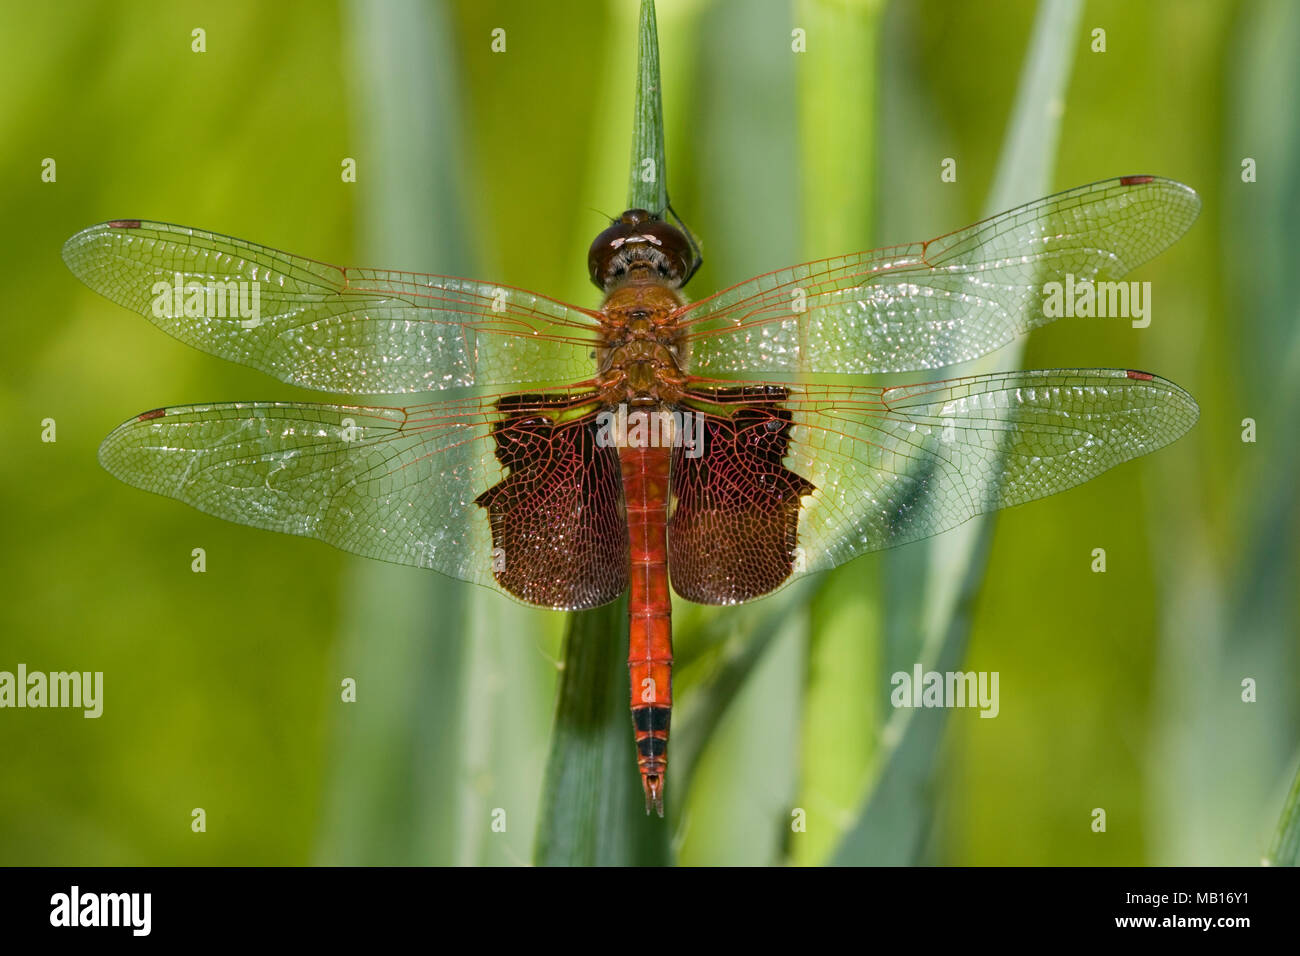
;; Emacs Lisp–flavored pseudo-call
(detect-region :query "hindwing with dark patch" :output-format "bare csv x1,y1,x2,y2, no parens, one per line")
475,394,628,609
668,386,814,605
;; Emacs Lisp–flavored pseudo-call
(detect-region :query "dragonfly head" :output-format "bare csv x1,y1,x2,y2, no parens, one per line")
588,209,696,292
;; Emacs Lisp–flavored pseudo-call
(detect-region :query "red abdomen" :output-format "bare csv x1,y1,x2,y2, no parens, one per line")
618,439,673,816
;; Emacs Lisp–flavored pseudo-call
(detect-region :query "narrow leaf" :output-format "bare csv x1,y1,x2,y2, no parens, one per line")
534,0,674,865
628,0,669,213
832,0,1084,865
1266,755,1300,865
534,597,670,865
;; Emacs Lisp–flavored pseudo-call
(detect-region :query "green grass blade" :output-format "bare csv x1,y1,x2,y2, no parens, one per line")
533,596,671,865
628,0,669,213
1148,0,1300,864
1266,754,1300,866
832,0,1083,865
673,579,819,796
788,0,884,866
315,0,475,865
665,0,802,863
532,0,675,866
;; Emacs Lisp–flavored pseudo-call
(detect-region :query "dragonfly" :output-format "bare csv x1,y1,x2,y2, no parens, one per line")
64,174,1199,815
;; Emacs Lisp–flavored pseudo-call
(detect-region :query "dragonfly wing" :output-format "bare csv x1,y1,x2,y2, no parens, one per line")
473,395,629,608
669,370,1198,605
678,177,1200,376
668,386,813,605
64,220,602,394
98,393,628,610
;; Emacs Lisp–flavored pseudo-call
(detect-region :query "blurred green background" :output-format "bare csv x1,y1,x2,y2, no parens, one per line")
1,0,1296,865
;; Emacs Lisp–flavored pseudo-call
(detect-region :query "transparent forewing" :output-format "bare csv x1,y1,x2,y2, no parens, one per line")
64,221,602,393
678,177,1200,376
98,393,629,610
671,369,1198,604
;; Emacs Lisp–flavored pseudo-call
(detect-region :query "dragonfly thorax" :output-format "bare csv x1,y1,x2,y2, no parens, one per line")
596,282,689,403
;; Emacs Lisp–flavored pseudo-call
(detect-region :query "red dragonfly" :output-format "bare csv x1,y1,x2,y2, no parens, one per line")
64,175,1199,814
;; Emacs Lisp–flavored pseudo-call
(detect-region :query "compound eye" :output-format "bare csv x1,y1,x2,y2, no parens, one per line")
587,222,629,288
587,210,695,289
640,221,691,281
